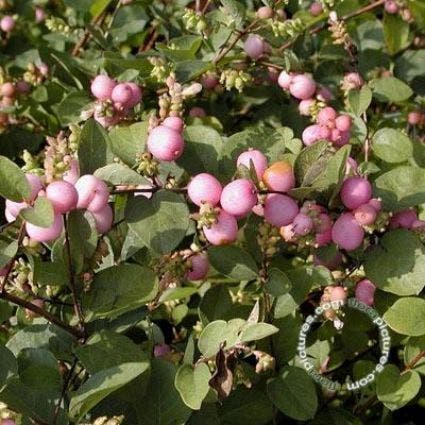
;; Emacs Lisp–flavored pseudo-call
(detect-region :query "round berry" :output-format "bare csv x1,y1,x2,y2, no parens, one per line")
277,71,292,90
384,0,398,14
147,125,185,161
46,180,78,214
154,343,170,358
335,115,352,132
289,74,316,100
91,204,113,234
15,80,31,94
256,6,274,19
340,176,372,210
262,161,295,192
111,83,133,106
35,7,46,23
26,213,64,243
63,159,80,185
292,212,314,235
187,173,222,206
243,34,265,60
302,124,325,146
280,224,296,242
1,82,15,98
264,194,299,227
368,198,382,212
298,99,315,116
75,175,109,212
201,73,219,90
220,179,257,218
353,203,377,226
189,106,206,118
411,219,425,230
317,106,337,125
203,210,238,245
331,212,364,251
343,72,363,90
90,75,116,101
389,209,418,229
162,116,184,133
355,279,376,306
328,286,347,303
408,111,422,126
237,149,268,180
126,82,142,107
186,253,209,280
310,2,323,16
0,16,15,32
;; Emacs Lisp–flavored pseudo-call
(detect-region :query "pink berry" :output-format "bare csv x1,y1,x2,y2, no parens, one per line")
201,73,219,90
187,173,222,206
345,157,358,175
277,71,293,90
35,7,46,23
334,130,350,147
262,161,295,192
329,286,347,303
385,0,398,14
15,80,30,94
126,82,142,107
75,175,109,213
63,159,80,185
310,2,323,16
90,75,116,101
91,204,113,234
335,115,352,132
298,99,315,116
162,116,184,133
147,125,185,161
315,227,332,246
237,149,268,180
331,212,364,251
220,179,257,218
5,200,27,222
315,213,332,234
186,253,209,280
46,180,78,214
26,213,64,242
343,72,363,90
289,74,316,100
264,194,299,227
280,224,296,242
292,212,314,235
203,210,238,245
38,63,49,77
302,124,325,146
0,16,15,32
111,83,133,106
154,343,171,358
408,111,422,125
317,106,337,125
243,34,265,60
1,82,15,98
368,198,382,212
353,203,377,226
189,106,206,118
389,209,418,229
316,86,333,101
25,173,44,202
411,220,425,230
355,279,376,306
340,176,372,210
256,6,274,19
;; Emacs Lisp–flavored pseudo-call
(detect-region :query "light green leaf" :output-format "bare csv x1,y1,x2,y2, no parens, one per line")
383,297,425,336
20,197,54,228
0,239,18,269
383,13,410,55
0,156,31,202
404,336,425,375
372,128,412,163
0,345,17,390
371,77,413,103
239,323,279,343
94,163,150,186
347,86,372,116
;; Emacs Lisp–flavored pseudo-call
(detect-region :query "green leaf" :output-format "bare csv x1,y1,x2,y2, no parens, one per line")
175,60,211,82
347,86,372,116
125,190,190,254
94,163,150,186
78,119,113,174
0,156,31,202
199,285,233,324
383,13,410,55
372,128,413,163
294,141,329,186
364,230,425,296
0,239,17,269
20,197,55,228
404,336,425,375
266,268,292,297
33,258,69,287
90,0,112,18
376,365,421,410
84,263,158,321
159,287,198,303
374,166,425,211
383,297,425,336
239,323,279,343
175,363,211,410
267,366,318,421
0,345,17,390
109,121,148,166
53,91,91,126
70,362,149,421
371,77,413,103
208,246,258,280
220,0,246,27
395,49,425,82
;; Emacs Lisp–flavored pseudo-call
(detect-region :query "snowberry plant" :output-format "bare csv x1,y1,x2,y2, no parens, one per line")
0,0,424,424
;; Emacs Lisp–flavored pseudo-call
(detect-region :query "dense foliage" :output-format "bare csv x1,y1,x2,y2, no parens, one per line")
0,0,424,424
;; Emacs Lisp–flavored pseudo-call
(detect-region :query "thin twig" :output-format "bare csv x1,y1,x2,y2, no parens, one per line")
402,349,425,375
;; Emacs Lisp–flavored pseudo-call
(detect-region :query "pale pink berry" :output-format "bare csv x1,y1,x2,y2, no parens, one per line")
26,213,64,242
329,128,341,144
186,253,209,280
368,198,382,212
310,2,323,16
389,209,418,229
335,115,352,132
154,343,170,358
63,159,80,185
111,83,133,106
147,125,185,161
353,203,377,226
355,279,376,306
5,200,27,222
187,173,222,206
280,224,296,242
90,75,116,101
262,161,295,192
126,82,142,107
35,7,46,23
408,111,422,125
203,210,238,245
25,173,44,202
220,179,257,218
75,175,109,212
1,82,15,98
385,0,398,14
189,106,206,118
331,212,364,251
46,180,78,214
0,16,15,32
302,124,325,145
257,6,274,19
411,220,425,230
328,286,347,303
289,74,316,100
264,194,299,227
201,73,219,90
340,176,372,210
162,116,184,133
277,71,293,90
292,213,314,235
316,86,333,101
298,99,315,116
252,203,264,216
237,149,268,180
244,34,265,60
315,227,332,246
91,204,113,234
343,72,364,90
317,106,337,125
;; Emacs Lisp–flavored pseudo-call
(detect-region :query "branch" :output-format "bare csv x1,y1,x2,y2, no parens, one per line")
402,349,425,375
